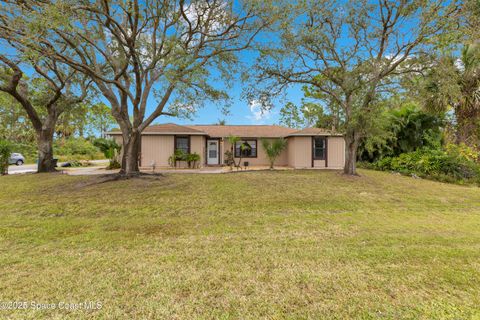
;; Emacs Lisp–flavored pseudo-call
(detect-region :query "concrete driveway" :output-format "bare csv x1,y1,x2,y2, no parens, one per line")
7,159,109,175
7,163,37,174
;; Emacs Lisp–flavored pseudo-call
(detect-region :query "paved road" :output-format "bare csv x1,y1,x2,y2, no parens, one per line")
7,159,109,175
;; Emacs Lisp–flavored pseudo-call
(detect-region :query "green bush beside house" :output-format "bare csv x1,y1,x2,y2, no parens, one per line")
362,147,480,185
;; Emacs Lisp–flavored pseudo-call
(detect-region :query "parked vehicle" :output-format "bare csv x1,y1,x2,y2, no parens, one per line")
9,153,25,166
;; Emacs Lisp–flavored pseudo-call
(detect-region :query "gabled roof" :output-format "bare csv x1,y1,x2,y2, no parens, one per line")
185,125,296,138
287,127,343,137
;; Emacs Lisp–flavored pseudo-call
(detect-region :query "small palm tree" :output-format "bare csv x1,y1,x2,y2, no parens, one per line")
422,44,480,147
227,135,252,170
261,138,287,169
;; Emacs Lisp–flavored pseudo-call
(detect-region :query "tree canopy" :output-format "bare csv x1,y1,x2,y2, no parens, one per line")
251,0,457,174
0,0,280,175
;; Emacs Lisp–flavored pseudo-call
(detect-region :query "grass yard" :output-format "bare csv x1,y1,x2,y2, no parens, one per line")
0,170,480,319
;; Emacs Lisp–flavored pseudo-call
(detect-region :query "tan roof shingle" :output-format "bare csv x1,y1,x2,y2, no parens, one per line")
185,125,297,138
287,127,343,136
107,123,206,135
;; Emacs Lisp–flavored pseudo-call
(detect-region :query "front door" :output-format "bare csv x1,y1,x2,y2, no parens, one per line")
207,140,219,165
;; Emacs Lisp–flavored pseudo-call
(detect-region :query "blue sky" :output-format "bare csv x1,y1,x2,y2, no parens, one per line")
1,10,306,128
173,84,304,126
156,48,305,126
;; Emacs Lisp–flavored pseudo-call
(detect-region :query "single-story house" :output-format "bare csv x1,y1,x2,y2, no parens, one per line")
107,123,345,169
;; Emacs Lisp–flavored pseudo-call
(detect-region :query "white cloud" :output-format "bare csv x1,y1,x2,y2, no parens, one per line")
246,100,272,124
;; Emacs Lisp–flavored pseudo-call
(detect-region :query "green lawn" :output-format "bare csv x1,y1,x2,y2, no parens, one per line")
1,170,480,319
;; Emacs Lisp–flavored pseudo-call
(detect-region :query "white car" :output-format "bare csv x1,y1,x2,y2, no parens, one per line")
9,153,25,166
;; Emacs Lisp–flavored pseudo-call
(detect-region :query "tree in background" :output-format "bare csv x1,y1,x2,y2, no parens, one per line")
0,92,36,144
463,0,480,42
0,139,11,175
359,103,444,162
261,138,287,169
1,0,280,176
279,100,342,130
55,103,89,139
416,45,480,148
55,102,115,139
87,103,116,138
0,55,90,172
250,0,457,175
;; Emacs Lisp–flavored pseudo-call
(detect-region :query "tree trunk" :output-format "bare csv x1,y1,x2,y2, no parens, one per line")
120,130,141,176
455,104,480,148
37,128,56,173
343,130,360,175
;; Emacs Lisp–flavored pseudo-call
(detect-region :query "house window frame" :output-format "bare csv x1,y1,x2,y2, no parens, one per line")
234,138,257,158
312,136,327,160
174,135,191,154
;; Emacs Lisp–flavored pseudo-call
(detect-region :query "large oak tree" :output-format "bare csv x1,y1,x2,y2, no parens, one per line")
251,0,457,175
0,0,277,175
0,53,90,172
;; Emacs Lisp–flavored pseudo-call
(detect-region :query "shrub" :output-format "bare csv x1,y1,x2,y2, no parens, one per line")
168,150,187,167
358,104,444,162
224,150,235,168
186,153,200,168
370,148,480,184
445,143,479,162
93,138,121,169
55,138,103,159
107,159,121,170
0,140,12,175
168,151,201,168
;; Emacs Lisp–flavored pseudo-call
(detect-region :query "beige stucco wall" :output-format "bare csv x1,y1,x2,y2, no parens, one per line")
313,159,326,168
288,136,345,169
110,133,345,170
140,135,205,168
327,136,345,169
141,135,174,167
287,136,312,168
223,138,288,167
190,136,205,167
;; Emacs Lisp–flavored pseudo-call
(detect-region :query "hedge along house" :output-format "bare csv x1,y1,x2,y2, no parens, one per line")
107,123,345,169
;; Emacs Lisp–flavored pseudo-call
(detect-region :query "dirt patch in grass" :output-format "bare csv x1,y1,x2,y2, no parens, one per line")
73,172,167,188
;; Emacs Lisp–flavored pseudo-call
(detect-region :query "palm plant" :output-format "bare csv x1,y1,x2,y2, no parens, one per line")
421,44,480,147
227,135,252,170
261,138,287,169
93,138,121,169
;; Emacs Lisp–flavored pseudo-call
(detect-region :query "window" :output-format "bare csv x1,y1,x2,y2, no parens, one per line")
208,141,218,158
175,136,190,154
313,137,326,160
234,140,257,158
